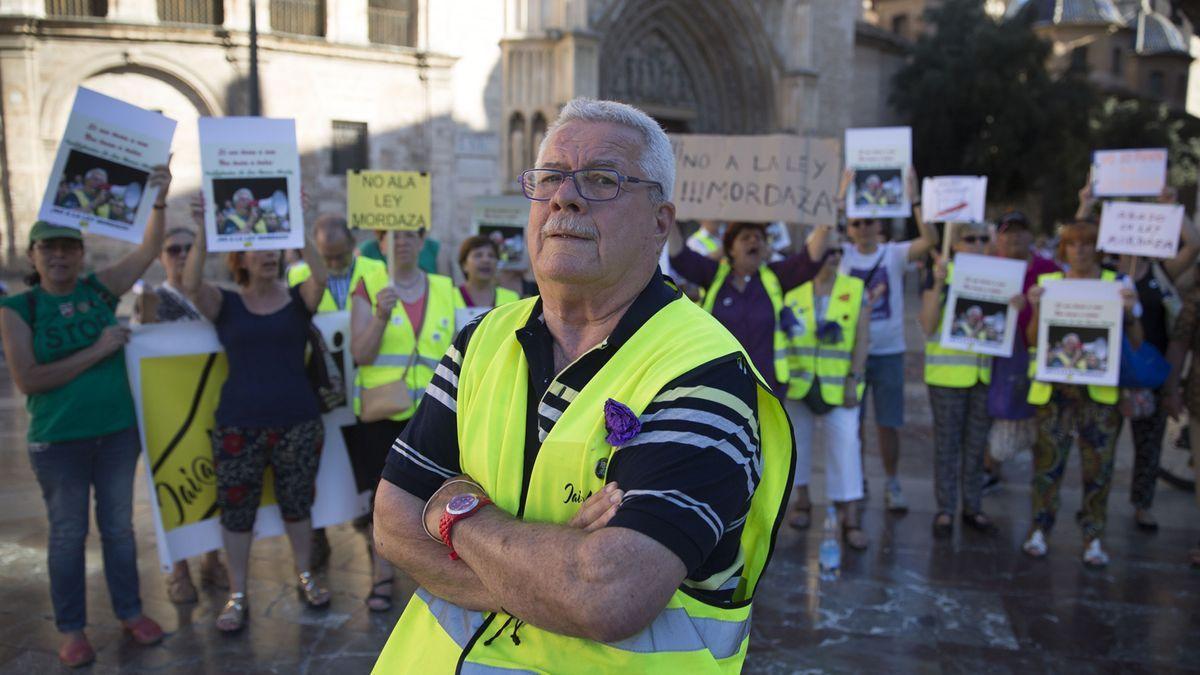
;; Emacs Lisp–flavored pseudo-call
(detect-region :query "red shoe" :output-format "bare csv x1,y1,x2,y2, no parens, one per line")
122,615,164,645
58,633,95,668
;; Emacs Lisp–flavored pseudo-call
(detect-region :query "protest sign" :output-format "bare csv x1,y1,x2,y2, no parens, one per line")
922,176,987,223
1093,148,1167,197
669,134,840,224
1098,200,1184,258
39,88,176,243
347,170,431,231
1035,279,1123,387
845,127,911,219
199,117,304,252
939,253,1026,357
127,321,364,571
473,195,530,270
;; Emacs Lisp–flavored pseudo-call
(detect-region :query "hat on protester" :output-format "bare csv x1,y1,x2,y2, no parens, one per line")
996,211,1030,233
29,221,83,244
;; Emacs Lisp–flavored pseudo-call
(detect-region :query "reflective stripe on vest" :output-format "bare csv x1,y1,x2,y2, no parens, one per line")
782,275,865,404
923,262,992,388
354,271,463,421
373,296,795,674
701,261,789,385
287,256,385,313
1026,271,1119,405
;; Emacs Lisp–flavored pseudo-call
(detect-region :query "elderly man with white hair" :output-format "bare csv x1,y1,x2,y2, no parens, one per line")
218,187,261,234
56,167,113,218
370,98,795,673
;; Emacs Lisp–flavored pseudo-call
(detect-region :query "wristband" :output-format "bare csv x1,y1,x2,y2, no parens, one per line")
153,203,166,210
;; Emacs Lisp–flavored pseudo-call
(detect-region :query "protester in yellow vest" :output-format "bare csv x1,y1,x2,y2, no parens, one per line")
783,228,870,550
1022,221,1143,568
371,99,794,674
55,167,113,219
686,220,724,260
455,235,520,331
919,223,1012,538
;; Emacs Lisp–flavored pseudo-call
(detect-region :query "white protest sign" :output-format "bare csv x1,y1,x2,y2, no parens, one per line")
845,127,911,219
670,134,840,224
200,117,304,252
473,195,530,271
922,176,987,223
39,88,176,243
1098,201,1184,259
1093,148,1167,197
939,253,1026,358
1035,279,1123,388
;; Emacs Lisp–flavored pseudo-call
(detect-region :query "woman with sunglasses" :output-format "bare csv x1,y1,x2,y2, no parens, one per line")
0,165,173,667
920,222,1015,537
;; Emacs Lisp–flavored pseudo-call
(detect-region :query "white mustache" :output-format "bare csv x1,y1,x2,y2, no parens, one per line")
541,215,598,240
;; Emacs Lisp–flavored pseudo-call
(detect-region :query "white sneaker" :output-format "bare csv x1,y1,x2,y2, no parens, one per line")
1082,539,1109,568
1022,529,1048,558
884,481,908,513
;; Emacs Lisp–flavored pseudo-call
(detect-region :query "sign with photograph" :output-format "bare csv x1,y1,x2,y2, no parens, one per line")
1034,279,1123,387
199,117,304,252
669,134,840,224
1092,148,1167,197
39,87,176,243
1098,200,1184,259
939,253,1027,357
921,176,988,223
472,195,530,271
347,170,431,231
844,127,911,219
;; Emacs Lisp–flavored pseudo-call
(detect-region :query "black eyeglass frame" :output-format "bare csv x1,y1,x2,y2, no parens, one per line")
518,168,664,203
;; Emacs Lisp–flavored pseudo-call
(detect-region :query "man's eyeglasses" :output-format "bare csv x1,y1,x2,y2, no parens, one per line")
519,168,663,202
961,235,990,245
165,244,193,257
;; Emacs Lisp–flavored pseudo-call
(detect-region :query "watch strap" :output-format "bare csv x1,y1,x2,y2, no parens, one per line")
439,496,492,560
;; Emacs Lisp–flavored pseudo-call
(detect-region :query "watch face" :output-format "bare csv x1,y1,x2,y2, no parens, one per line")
446,493,480,516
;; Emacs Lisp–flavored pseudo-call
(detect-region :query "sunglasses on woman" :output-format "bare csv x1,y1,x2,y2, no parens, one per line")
961,235,990,245
165,244,193,256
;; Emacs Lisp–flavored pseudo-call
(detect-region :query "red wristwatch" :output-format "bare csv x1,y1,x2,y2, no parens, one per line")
439,493,492,560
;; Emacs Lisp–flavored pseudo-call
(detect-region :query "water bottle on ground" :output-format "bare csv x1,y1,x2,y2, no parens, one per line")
818,505,840,578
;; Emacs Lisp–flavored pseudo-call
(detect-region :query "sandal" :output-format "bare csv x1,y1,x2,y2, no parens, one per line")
366,577,395,612
962,512,998,536
122,615,164,646
932,512,953,539
200,555,230,590
297,571,331,609
215,593,248,633
166,571,198,604
842,524,868,551
58,632,95,668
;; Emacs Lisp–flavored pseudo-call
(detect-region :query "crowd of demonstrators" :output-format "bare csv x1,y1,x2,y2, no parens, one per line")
0,165,173,667
181,194,332,632
835,167,938,513
784,227,871,549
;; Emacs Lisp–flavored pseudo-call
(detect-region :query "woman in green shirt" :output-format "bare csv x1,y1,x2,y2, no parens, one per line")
0,165,172,668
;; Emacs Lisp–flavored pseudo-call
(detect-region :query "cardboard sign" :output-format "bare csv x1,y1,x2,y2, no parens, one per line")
1098,201,1184,258
347,170,431,231
922,176,988,223
1093,148,1167,197
199,117,304,252
845,127,911,219
126,320,365,571
39,88,176,243
669,134,840,224
1034,279,1123,387
939,253,1026,358
473,195,531,270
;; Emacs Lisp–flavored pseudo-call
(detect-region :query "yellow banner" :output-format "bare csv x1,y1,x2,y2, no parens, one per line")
347,170,431,231
141,352,276,532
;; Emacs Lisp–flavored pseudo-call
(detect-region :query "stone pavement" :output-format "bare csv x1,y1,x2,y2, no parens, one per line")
1,290,1198,673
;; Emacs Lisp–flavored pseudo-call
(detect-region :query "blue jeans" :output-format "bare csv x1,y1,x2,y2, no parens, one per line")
28,426,143,632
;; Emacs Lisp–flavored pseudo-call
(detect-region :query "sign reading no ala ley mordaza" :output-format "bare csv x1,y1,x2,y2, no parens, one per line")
347,170,431,231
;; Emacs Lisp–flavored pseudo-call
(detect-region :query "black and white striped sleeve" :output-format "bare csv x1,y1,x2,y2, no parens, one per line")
605,356,762,576
380,317,481,500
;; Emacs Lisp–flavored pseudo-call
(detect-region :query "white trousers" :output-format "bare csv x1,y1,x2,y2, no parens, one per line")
792,402,864,502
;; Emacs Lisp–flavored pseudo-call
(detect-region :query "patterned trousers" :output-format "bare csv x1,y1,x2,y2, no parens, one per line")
928,383,992,515
1031,385,1121,541
1126,390,1168,510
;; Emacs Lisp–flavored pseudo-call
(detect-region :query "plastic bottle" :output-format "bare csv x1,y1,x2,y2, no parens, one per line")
818,505,841,577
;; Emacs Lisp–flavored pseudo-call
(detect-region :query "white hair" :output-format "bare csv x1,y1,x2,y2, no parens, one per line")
537,98,675,203
233,188,254,203
85,168,108,182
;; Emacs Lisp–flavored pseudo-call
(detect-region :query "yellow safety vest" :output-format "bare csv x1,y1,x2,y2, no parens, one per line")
1026,271,1119,406
783,274,866,403
354,270,463,421
689,229,721,256
373,295,795,674
701,262,789,386
923,263,992,388
457,285,520,308
287,256,385,313
72,189,110,218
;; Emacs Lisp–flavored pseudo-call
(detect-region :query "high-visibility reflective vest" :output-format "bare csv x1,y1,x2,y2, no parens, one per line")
783,274,866,403
72,189,110,218
689,229,721,256
701,261,789,385
354,269,462,421
924,263,992,388
457,285,520,308
287,256,385,313
373,296,795,674
1027,271,1119,406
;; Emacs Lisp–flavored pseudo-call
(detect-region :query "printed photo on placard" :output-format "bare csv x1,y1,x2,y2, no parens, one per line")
948,297,1008,347
938,253,1025,357
211,177,291,235
1043,325,1110,373
479,223,527,271
844,126,912,219
852,168,904,211
1034,279,1122,387
39,87,176,243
